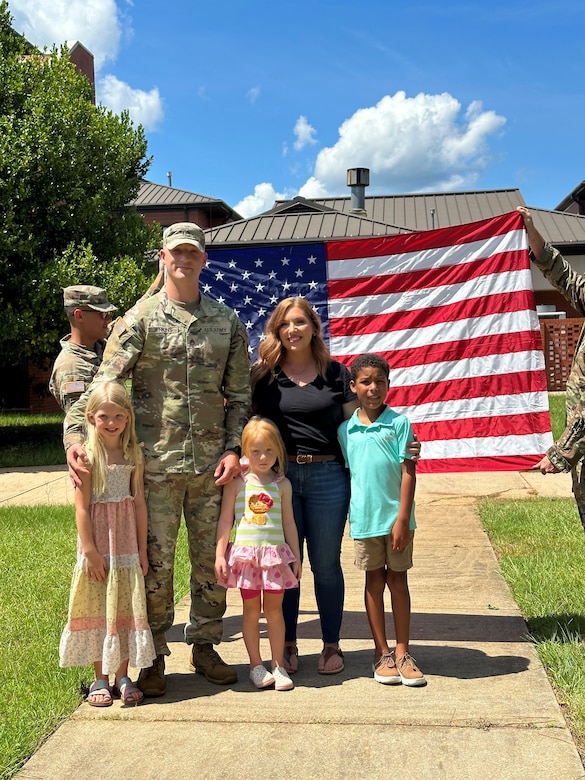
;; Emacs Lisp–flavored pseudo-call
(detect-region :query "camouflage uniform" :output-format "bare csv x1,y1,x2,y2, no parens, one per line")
64,290,251,655
49,336,106,412
532,242,585,526
49,284,117,412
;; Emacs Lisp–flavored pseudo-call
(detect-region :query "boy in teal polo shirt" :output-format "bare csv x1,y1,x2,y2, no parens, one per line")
338,353,425,686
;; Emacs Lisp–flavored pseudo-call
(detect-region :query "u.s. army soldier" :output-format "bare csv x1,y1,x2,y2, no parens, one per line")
49,286,117,412
64,222,251,697
518,206,585,527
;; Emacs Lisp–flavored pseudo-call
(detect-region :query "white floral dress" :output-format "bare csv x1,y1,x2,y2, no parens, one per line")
59,463,155,674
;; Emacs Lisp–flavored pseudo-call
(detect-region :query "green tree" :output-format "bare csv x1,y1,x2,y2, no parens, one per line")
0,1,158,367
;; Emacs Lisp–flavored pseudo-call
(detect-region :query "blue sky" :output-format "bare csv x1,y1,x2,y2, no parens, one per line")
8,0,585,218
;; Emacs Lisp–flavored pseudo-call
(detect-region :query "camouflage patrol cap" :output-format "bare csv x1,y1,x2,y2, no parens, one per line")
163,222,205,252
63,285,117,312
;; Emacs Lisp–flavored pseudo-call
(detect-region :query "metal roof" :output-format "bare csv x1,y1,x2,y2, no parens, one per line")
275,189,526,232
131,180,242,220
529,207,585,249
207,187,585,249
206,210,409,246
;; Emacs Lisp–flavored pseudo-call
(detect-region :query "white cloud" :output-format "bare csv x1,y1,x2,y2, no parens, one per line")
239,91,506,217
293,115,317,151
304,91,506,196
97,75,163,131
234,183,289,219
247,86,260,104
10,0,164,129
9,0,123,70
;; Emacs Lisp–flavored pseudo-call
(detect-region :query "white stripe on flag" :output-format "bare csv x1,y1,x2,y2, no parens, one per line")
389,350,545,389
327,227,527,280
327,268,533,319
330,309,540,356
419,432,554,461
393,391,551,424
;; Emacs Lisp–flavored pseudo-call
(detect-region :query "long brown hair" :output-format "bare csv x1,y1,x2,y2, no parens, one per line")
250,297,330,388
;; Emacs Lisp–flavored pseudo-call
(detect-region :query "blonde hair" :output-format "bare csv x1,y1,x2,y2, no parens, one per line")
242,416,287,476
250,297,330,388
84,382,143,497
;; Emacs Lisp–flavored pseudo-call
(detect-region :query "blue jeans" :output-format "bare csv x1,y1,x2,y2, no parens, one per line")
283,459,350,645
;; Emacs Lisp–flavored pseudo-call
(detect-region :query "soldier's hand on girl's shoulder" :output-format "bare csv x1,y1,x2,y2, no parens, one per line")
67,444,90,487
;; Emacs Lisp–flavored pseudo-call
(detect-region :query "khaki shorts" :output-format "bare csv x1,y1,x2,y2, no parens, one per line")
354,531,415,572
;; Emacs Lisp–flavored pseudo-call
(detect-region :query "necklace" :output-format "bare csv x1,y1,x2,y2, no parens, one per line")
283,359,316,386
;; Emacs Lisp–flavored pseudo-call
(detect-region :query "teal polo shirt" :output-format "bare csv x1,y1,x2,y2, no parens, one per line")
338,405,416,539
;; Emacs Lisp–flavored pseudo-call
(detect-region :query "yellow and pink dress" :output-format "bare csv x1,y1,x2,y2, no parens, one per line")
59,463,155,674
219,474,299,592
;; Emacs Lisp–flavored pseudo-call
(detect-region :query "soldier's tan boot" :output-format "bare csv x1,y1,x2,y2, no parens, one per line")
190,643,237,684
137,654,166,697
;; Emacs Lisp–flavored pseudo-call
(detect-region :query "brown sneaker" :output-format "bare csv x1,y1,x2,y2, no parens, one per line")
396,653,426,687
137,654,166,697
190,643,237,685
372,652,401,685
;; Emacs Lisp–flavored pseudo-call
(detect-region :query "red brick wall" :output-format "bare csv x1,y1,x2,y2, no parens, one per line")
534,290,581,318
28,363,61,414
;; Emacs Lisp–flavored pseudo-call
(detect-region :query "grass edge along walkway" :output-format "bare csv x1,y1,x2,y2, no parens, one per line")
479,495,585,765
0,505,191,780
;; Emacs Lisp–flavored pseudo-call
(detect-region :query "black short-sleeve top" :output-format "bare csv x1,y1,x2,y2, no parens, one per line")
252,360,357,459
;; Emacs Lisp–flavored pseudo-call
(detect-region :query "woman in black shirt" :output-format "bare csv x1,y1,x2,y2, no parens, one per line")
251,297,357,674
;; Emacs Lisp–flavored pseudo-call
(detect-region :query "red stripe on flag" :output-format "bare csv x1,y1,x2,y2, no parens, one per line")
326,211,525,261
328,250,526,299
411,411,552,443
389,370,547,408
329,290,536,338
335,330,543,371
416,454,544,474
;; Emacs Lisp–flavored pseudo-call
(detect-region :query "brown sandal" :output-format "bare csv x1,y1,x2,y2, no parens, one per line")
318,644,344,675
283,643,298,674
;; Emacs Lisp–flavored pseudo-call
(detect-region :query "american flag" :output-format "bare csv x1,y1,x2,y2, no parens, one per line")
204,211,553,473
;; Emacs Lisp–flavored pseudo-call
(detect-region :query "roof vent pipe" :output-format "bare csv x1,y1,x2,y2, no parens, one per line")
347,168,369,216
167,171,173,187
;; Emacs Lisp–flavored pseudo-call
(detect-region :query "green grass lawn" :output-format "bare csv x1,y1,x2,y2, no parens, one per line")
0,506,191,779
0,413,65,468
0,394,575,776
548,392,567,442
479,496,585,760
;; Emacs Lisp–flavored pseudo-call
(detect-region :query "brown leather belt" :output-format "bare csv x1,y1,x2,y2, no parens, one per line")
287,454,336,464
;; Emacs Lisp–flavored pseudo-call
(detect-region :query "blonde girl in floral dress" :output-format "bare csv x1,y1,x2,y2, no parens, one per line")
60,382,155,706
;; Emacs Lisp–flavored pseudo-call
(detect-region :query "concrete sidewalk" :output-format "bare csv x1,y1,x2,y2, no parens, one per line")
9,467,585,779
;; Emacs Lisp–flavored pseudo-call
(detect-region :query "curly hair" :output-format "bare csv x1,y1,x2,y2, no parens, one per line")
349,353,390,382
250,297,330,389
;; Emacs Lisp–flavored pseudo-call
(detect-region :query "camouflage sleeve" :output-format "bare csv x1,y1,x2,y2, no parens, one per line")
50,364,91,414
63,316,145,449
547,408,585,471
222,315,252,451
532,243,585,316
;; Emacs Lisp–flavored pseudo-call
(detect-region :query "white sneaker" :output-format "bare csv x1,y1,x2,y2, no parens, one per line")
272,665,294,691
249,665,275,689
